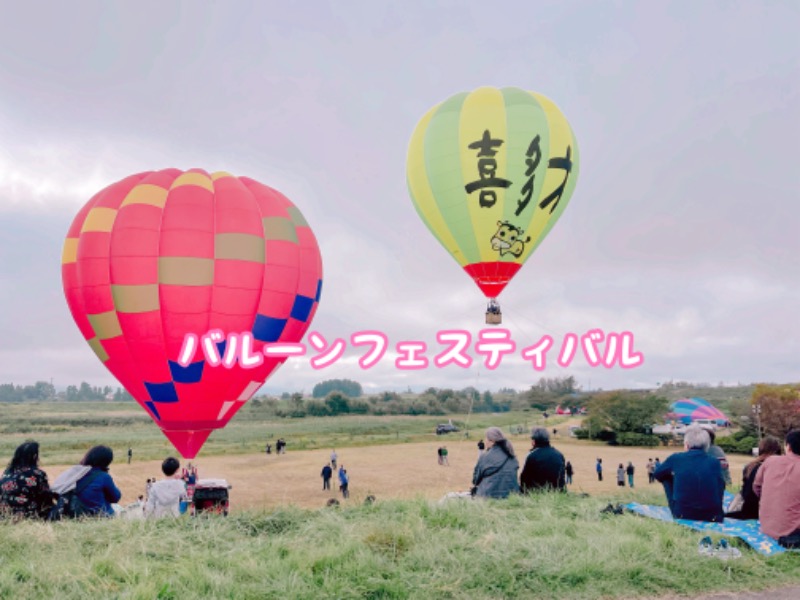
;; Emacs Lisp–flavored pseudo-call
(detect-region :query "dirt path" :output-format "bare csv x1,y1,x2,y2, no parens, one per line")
44,435,752,511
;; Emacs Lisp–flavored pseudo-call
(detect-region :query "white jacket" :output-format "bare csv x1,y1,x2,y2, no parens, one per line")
145,478,186,518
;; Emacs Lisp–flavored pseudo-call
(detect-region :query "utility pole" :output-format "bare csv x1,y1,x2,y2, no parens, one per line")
753,404,762,442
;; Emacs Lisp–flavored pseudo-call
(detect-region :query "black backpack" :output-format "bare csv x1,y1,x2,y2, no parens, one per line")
48,470,101,521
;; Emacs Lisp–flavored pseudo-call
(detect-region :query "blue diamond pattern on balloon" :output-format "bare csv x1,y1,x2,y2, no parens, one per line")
144,401,161,420
253,314,287,343
291,295,314,322
169,360,205,384
145,381,179,403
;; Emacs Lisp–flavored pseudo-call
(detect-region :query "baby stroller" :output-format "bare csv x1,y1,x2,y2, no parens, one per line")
191,479,231,516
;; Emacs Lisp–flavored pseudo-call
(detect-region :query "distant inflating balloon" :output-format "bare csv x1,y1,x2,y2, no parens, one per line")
406,86,579,320
62,169,323,458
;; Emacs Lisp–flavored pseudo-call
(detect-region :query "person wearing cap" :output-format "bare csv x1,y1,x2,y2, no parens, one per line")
471,427,519,499
700,424,732,486
653,425,725,522
520,427,566,493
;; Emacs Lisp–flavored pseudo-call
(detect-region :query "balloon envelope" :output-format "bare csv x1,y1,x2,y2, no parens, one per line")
668,398,729,425
62,169,323,458
406,86,579,298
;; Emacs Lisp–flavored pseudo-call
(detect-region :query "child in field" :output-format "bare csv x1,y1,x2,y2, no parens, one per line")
146,457,187,518
617,464,625,487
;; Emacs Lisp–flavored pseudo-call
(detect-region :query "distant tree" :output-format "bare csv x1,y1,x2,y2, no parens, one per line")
583,391,669,437
526,376,579,410
312,379,363,398
288,393,306,418
751,384,800,438
113,388,134,402
324,391,351,415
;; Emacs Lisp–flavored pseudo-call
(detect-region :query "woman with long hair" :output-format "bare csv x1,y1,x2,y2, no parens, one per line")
725,435,782,520
74,445,122,517
471,427,519,498
0,441,54,519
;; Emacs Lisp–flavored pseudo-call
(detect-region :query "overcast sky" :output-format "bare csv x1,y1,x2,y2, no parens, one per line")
0,1,797,396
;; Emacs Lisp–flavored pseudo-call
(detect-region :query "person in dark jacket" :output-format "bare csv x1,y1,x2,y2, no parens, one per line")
472,427,519,499
565,461,574,485
321,463,333,491
520,427,566,492
725,435,782,520
654,426,725,522
0,441,54,519
75,445,122,517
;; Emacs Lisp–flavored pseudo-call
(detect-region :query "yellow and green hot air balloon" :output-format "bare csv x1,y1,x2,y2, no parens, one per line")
406,86,579,322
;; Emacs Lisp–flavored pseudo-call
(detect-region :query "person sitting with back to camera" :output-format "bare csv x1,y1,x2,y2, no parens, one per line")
0,441,54,520
725,435,782,520
145,457,187,518
74,445,122,517
753,429,800,547
519,427,566,493
471,427,519,499
653,425,725,522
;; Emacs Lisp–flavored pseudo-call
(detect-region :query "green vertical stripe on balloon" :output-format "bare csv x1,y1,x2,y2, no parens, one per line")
500,87,551,260
423,92,480,265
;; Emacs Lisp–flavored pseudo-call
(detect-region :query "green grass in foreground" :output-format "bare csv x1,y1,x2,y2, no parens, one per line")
1,493,798,599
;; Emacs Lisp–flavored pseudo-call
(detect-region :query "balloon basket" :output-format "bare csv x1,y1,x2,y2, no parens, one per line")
485,298,502,325
485,312,502,325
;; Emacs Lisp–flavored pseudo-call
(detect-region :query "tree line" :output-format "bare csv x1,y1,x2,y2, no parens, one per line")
0,381,133,402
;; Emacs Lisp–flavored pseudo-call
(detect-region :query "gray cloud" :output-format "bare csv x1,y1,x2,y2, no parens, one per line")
0,1,798,396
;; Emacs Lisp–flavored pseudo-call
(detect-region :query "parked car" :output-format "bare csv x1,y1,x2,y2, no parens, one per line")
436,423,459,435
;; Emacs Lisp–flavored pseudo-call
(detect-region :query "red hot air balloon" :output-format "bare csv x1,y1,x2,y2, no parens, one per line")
62,169,323,458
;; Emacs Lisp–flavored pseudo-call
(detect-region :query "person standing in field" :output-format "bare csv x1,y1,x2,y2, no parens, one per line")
565,461,574,485
477,439,485,460
616,464,625,487
437,447,443,465
626,462,635,487
441,447,449,466
127,448,132,464
596,458,603,481
321,463,333,491
646,459,655,484
338,466,349,499
330,449,338,470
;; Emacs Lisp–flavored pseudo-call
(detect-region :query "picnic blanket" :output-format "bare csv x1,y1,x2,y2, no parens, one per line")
625,492,786,556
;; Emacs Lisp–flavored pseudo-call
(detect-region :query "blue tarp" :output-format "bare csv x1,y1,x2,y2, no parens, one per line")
625,493,786,557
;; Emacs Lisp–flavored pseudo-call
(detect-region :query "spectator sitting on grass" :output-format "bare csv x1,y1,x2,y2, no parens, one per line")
519,427,565,493
754,429,800,547
472,427,519,499
145,457,187,518
654,425,725,522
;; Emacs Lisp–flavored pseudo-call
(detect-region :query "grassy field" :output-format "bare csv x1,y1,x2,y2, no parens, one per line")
1,492,799,599
0,401,563,464
3,402,799,599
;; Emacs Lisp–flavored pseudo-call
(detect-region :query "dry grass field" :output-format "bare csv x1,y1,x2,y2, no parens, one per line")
45,433,753,512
